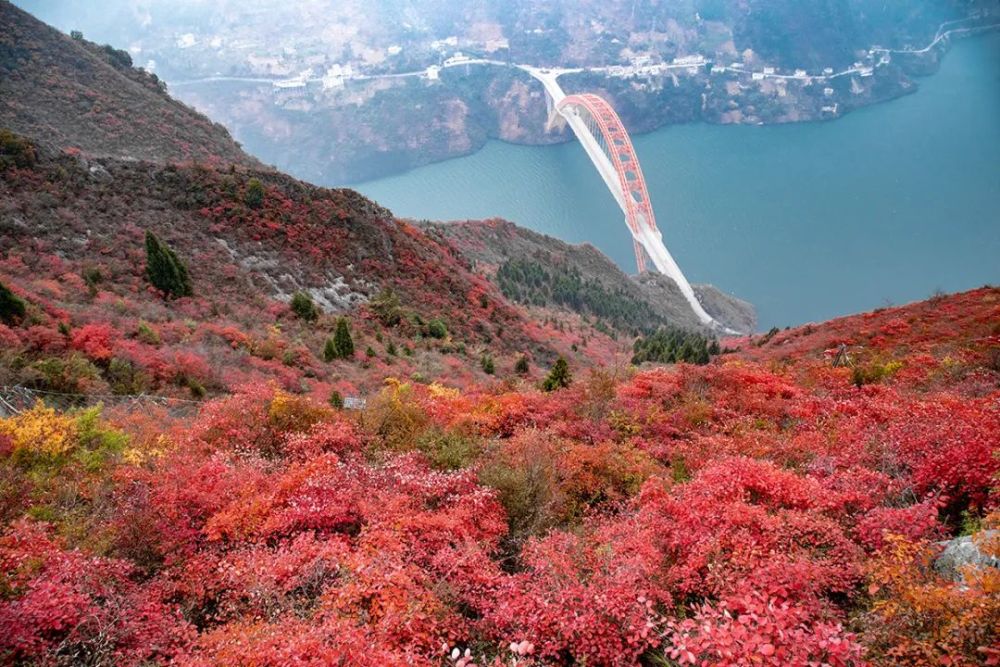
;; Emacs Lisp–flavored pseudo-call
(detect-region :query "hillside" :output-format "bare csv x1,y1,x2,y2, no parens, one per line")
0,0,258,167
2,135,628,398
0,6,998,667
0,275,996,664
423,218,756,334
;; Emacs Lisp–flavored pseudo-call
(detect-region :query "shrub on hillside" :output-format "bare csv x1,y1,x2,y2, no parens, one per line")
542,356,571,392
427,318,448,339
0,281,27,324
244,177,265,209
144,231,192,298
370,287,403,326
0,130,36,170
290,292,319,322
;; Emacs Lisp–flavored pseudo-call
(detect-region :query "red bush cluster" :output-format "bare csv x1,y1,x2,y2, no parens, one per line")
0,257,998,666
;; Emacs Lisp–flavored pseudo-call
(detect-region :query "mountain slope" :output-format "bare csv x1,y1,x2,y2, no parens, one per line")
1,137,587,397
424,218,756,334
0,0,257,167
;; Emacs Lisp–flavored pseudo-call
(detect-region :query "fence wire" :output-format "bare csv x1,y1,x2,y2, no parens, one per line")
0,385,202,419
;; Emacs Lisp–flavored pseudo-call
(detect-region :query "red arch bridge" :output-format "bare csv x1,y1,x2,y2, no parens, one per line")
522,66,724,330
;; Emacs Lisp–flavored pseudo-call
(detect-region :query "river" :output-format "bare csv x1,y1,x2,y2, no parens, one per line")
355,34,1000,330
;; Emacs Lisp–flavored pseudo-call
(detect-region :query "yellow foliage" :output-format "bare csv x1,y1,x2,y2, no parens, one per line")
267,390,330,435
364,379,428,451
427,382,459,400
0,401,76,457
122,434,171,465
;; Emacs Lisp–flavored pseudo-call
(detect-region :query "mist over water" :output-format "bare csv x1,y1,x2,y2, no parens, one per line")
357,35,1000,330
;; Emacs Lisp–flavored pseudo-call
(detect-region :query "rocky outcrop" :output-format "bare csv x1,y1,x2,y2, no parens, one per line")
936,531,1000,583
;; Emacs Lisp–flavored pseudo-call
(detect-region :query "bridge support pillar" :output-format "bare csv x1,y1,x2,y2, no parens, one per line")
543,90,565,133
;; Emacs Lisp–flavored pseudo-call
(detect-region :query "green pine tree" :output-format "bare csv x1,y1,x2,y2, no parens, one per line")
542,356,572,392
514,354,530,375
481,354,495,375
144,231,193,298
290,292,319,322
245,177,265,209
323,337,338,362
0,280,27,324
334,317,355,359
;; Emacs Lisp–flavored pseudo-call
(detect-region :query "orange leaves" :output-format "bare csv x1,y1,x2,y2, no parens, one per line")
862,533,1000,665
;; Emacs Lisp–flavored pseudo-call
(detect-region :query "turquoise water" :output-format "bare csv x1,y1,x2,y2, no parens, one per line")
356,35,1000,329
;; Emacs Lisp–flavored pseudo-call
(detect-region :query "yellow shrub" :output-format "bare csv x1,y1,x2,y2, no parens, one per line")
267,390,331,435
0,402,76,457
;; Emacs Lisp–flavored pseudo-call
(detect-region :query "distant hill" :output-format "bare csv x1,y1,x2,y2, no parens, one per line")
424,218,756,335
0,0,258,167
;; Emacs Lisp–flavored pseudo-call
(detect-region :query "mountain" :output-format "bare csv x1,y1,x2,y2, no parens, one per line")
0,6,998,667
0,0,258,166
423,218,756,334
21,0,993,182
1,2,752,402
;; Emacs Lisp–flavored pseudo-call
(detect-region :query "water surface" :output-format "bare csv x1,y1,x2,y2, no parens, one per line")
357,35,1000,329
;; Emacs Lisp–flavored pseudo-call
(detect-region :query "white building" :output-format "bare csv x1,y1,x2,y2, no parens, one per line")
673,54,705,66
752,72,765,81
430,36,459,51
444,52,471,66
762,66,775,75
425,65,441,80
387,45,402,56
794,69,808,78
274,77,306,89
823,67,835,75
823,87,835,97
322,65,345,89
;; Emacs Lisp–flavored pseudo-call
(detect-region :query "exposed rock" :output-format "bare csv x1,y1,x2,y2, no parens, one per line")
935,531,999,583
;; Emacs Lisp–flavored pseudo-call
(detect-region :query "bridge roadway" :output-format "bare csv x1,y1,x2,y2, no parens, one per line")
519,66,721,329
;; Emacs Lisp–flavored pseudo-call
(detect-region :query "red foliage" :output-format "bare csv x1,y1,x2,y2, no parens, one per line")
69,322,118,362
0,521,192,665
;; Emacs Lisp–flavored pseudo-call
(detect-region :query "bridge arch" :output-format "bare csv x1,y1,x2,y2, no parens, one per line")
558,93,655,273
553,92,720,328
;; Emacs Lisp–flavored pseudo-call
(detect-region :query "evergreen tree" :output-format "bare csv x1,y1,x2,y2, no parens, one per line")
481,354,495,375
371,286,403,326
514,354,530,375
144,231,192,298
328,390,344,409
290,292,319,322
333,317,355,359
323,337,338,362
245,177,265,209
542,356,572,392
0,280,27,324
